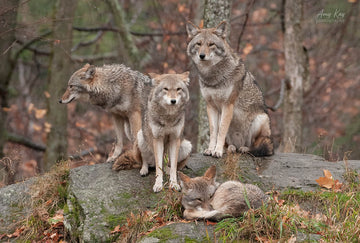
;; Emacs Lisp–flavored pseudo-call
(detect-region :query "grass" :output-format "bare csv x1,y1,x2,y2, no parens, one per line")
110,189,183,242
17,160,70,241
212,168,360,242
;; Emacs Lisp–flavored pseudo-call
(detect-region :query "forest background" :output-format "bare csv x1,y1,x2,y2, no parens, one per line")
0,0,359,186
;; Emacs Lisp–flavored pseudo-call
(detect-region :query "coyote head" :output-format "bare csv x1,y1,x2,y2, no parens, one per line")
178,165,218,212
59,63,96,104
148,72,190,108
186,21,229,68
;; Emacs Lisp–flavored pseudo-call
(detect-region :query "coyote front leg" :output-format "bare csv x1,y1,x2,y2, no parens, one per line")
153,137,164,192
204,104,219,156
107,114,125,163
169,136,181,191
213,103,234,158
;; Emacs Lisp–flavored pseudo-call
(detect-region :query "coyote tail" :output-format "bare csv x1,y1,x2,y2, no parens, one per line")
112,141,142,171
250,136,274,157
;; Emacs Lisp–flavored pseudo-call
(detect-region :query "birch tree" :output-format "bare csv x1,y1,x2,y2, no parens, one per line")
281,0,308,152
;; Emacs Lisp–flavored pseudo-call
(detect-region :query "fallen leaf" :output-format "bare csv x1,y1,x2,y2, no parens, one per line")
206,220,217,226
242,43,253,56
28,103,34,114
110,225,121,234
316,169,335,189
44,91,51,98
44,122,52,133
2,107,11,112
199,19,204,28
35,109,47,119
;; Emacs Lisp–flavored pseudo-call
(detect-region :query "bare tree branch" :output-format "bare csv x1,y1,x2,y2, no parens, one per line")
13,30,52,61
7,132,46,151
236,0,254,52
71,30,104,52
73,25,186,37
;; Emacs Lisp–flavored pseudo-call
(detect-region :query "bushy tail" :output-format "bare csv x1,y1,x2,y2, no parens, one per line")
112,142,142,171
250,136,274,157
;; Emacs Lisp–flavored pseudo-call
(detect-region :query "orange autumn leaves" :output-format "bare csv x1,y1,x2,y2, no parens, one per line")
316,169,343,192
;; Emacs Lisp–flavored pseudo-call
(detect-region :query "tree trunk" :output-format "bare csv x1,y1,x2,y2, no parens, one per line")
197,0,232,152
105,0,140,68
281,0,307,152
0,0,19,184
44,0,77,171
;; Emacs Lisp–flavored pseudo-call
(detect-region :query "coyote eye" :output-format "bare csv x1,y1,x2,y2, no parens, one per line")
163,88,168,91
208,42,215,47
69,85,73,88
196,42,201,46
177,88,182,91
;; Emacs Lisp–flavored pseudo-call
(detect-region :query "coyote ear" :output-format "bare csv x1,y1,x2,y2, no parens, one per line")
148,73,161,86
180,71,190,86
203,165,216,181
85,65,96,80
214,21,227,38
178,172,191,190
186,21,200,39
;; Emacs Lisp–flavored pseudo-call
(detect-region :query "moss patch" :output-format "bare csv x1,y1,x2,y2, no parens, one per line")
147,227,180,242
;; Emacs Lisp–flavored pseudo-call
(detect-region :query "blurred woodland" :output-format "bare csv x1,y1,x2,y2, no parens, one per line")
0,0,359,186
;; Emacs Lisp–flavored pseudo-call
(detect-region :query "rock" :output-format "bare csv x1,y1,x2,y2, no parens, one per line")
0,178,34,234
64,162,158,242
139,222,215,242
1,153,360,241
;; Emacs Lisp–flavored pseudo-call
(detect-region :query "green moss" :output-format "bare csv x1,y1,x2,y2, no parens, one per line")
147,227,180,242
105,214,127,228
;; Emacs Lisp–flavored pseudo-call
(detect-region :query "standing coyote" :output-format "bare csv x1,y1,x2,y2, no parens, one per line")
113,72,192,193
186,21,274,158
179,165,268,221
59,63,150,163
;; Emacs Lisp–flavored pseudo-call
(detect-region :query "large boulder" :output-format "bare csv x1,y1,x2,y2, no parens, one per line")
1,153,359,241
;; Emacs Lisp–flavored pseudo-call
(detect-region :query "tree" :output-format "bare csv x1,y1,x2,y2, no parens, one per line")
105,0,140,68
281,0,308,152
197,0,232,152
43,0,77,171
0,0,19,184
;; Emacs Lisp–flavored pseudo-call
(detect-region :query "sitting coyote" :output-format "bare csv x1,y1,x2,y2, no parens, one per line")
113,72,192,193
59,63,151,163
179,165,268,221
186,21,274,158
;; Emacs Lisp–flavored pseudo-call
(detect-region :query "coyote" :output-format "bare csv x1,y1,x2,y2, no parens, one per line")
186,21,274,158
59,63,150,163
113,72,192,193
179,165,268,221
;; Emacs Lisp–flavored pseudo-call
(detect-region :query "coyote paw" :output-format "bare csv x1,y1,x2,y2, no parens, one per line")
153,179,163,193
140,166,149,176
227,145,237,154
239,146,250,153
212,147,223,158
106,156,117,163
169,181,181,191
203,149,213,156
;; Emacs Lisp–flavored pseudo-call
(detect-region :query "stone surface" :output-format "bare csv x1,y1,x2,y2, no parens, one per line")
1,153,360,241
64,162,158,242
139,222,215,242
0,178,33,234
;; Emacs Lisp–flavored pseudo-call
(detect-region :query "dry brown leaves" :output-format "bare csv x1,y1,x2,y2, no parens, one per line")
315,169,343,192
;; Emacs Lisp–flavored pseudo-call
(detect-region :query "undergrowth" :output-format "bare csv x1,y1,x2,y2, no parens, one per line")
111,188,183,242
19,160,70,241
214,167,360,242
